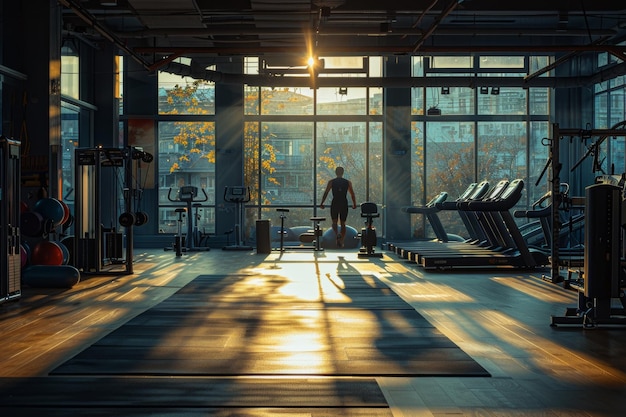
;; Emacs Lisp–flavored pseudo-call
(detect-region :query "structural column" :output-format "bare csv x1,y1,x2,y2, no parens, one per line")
383,56,412,241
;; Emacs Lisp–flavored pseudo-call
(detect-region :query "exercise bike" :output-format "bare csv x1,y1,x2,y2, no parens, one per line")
165,186,211,255
222,186,253,251
358,202,383,258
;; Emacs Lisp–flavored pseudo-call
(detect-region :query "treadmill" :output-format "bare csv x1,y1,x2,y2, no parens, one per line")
418,179,549,269
393,182,490,261
396,191,461,259
407,180,510,264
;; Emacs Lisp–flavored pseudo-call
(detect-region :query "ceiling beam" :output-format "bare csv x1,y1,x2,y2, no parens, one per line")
159,60,613,88
135,44,626,56
115,27,616,38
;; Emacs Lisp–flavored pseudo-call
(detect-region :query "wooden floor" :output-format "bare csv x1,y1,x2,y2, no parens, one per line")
2,247,626,416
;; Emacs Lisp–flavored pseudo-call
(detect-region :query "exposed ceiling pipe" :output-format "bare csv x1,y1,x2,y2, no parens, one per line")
58,0,153,71
406,0,440,42
413,0,463,52
526,36,611,81
62,29,101,50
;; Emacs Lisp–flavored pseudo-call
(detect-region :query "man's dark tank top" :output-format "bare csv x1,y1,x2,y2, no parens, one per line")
331,177,349,204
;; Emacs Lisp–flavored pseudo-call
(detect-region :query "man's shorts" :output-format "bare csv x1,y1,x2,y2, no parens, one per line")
331,202,349,221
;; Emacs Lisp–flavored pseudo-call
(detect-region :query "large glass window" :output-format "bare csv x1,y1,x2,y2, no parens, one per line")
529,122,549,204
158,65,215,116
157,121,216,233
61,41,79,99
260,87,314,115
317,87,367,115
254,121,315,229
477,87,527,115
410,122,425,237
426,84,475,116
425,121,476,237
316,121,366,202
477,122,527,182
244,56,384,237
593,78,626,176
60,41,81,213
60,104,79,211
411,55,551,239
156,67,216,234
368,121,384,204
262,121,314,207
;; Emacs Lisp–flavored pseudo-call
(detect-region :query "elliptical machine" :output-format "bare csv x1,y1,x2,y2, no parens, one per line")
358,202,383,258
165,186,211,255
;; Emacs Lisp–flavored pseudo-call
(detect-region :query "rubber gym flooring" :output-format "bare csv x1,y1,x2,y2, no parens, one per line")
2,272,487,415
4,249,626,416
51,274,488,377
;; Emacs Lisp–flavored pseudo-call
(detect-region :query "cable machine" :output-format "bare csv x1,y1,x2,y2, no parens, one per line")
539,123,626,284
0,137,21,304
73,146,152,274
540,122,626,327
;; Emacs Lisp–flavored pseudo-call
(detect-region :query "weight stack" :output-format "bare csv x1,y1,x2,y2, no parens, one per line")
0,137,21,304
584,183,621,299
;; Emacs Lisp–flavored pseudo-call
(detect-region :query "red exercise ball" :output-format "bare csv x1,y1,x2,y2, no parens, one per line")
31,241,64,266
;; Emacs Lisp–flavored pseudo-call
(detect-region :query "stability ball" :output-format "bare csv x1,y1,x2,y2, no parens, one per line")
31,241,64,266
56,241,70,265
321,225,359,249
21,211,45,237
20,244,29,268
60,235,75,265
33,198,65,226
58,200,71,226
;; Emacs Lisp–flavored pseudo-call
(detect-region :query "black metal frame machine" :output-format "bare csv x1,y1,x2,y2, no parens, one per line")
551,182,626,327
0,136,21,304
358,202,383,258
73,146,152,274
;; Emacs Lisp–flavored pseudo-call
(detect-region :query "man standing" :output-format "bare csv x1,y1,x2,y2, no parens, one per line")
320,166,357,248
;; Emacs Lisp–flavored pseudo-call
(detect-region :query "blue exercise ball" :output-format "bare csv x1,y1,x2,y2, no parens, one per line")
56,241,70,265
33,198,65,226
322,225,359,249
60,236,75,265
